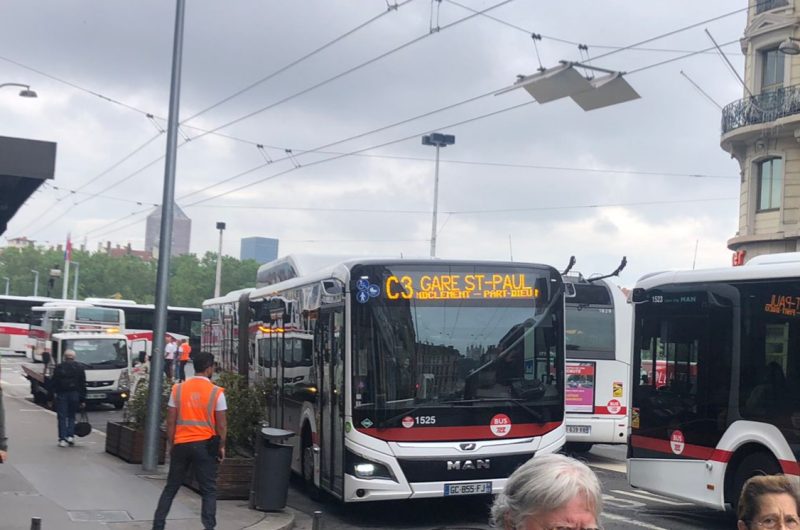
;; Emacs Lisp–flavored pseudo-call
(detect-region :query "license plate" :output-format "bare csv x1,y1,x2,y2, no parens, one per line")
86,393,107,399
444,482,492,496
567,425,591,434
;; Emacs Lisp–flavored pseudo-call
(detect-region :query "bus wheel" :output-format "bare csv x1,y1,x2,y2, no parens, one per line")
729,452,781,513
302,436,321,500
564,442,593,454
113,402,124,410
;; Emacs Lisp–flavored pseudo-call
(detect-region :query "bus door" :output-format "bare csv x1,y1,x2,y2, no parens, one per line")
315,304,344,496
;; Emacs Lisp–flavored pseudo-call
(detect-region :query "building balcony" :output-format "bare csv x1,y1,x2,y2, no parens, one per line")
756,0,789,14
722,85,800,135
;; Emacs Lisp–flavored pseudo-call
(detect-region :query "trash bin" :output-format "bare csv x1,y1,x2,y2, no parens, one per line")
250,427,296,511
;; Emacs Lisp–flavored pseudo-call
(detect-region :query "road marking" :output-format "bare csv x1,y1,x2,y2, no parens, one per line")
602,512,669,530
611,489,693,506
588,460,626,473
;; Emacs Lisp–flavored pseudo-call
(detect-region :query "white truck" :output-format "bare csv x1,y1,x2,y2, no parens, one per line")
22,328,132,409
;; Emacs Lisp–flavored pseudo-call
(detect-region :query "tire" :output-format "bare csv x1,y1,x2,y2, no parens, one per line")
729,452,781,513
114,402,124,410
564,442,594,454
302,434,321,500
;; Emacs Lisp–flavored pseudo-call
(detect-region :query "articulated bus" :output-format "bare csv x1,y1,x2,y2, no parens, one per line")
0,295,53,356
628,252,800,512
563,274,632,452
84,298,201,361
29,301,125,362
204,258,566,502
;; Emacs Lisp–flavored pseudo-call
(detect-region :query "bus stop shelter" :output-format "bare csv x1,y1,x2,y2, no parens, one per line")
0,135,56,235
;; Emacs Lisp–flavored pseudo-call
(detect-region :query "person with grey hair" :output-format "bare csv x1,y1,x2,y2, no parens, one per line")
50,349,86,447
491,453,603,530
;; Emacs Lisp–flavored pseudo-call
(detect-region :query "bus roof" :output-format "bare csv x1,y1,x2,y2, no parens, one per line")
85,298,201,313
204,287,255,306
0,295,56,304
239,257,559,304
635,253,800,290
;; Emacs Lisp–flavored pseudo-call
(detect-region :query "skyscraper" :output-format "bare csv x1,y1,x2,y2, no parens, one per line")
240,237,279,264
144,204,192,257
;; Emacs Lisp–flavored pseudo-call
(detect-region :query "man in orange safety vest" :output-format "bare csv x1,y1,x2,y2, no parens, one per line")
152,351,226,530
177,339,191,382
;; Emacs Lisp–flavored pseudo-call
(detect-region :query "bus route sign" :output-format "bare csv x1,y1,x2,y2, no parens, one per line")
384,273,538,301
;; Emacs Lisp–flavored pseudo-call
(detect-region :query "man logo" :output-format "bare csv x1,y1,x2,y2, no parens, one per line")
459,442,477,451
447,459,490,471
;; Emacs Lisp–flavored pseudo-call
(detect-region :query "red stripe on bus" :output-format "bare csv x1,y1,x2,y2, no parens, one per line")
357,422,561,442
631,435,733,462
594,406,627,416
780,460,800,476
0,325,28,335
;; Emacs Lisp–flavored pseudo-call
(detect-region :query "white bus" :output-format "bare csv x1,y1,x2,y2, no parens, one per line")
0,295,53,356
628,252,800,512
563,264,632,452
29,301,125,362
205,257,566,502
84,298,201,363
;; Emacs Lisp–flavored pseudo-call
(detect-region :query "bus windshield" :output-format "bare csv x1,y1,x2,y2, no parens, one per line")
351,264,563,423
63,338,128,369
565,306,614,355
75,307,122,324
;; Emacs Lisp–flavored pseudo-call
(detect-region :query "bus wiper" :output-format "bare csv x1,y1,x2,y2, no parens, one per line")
444,398,544,423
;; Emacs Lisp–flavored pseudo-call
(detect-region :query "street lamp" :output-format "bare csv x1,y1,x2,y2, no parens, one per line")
31,270,39,297
0,82,38,98
422,133,455,258
214,221,226,297
2,277,9,296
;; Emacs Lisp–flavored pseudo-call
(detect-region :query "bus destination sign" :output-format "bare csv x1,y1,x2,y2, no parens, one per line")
764,294,800,317
384,273,538,301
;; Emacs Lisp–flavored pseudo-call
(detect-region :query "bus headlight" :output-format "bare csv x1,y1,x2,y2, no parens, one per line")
346,450,396,481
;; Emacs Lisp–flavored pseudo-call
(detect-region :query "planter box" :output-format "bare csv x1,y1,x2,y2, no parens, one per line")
184,457,254,500
105,421,166,464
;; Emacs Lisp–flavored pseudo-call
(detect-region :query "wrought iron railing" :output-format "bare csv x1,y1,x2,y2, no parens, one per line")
722,85,800,133
756,0,789,14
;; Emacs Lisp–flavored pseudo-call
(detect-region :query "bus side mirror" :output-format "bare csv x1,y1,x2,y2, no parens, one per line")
632,288,648,303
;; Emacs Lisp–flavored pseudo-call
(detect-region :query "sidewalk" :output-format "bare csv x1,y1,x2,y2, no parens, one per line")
0,391,294,530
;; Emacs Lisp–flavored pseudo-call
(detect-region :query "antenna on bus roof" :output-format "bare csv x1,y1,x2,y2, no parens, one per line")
588,256,627,283
561,256,576,276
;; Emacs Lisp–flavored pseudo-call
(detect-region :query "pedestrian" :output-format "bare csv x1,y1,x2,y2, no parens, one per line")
0,361,7,463
153,352,227,530
164,335,177,380
737,475,800,530
490,453,603,530
178,339,191,382
50,349,87,447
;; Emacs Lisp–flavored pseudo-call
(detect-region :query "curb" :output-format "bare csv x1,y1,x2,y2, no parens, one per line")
243,508,295,530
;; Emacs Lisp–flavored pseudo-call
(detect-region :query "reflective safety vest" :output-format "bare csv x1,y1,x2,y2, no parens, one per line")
173,378,223,445
179,343,191,362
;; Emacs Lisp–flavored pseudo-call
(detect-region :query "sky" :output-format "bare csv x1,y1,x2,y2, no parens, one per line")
0,0,749,288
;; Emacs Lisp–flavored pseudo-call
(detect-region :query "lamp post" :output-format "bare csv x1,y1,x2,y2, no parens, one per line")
214,222,226,297
72,262,80,300
421,133,455,258
0,83,38,98
2,277,9,296
31,270,39,297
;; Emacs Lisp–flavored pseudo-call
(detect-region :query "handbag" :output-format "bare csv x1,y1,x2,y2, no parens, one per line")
75,411,92,437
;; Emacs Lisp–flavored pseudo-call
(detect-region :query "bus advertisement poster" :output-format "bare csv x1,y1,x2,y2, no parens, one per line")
565,361,595,413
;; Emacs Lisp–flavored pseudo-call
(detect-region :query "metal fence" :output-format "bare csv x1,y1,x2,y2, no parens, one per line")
721,85,800,133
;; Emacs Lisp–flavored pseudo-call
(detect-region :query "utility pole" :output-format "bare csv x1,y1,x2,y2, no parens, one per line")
31,270,39,296
143,0,186,472
72,262,80,300
214,222,226,297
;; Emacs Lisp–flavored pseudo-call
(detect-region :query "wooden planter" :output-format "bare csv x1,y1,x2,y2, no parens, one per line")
105,421,166,464
184,457,255,500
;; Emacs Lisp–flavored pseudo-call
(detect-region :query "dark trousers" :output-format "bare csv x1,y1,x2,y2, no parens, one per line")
178,361,188,382
153,440,218,530
164,359,173,379
56,391,80,441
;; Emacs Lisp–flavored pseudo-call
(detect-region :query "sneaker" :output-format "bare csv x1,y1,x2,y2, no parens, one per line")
66,437,75,446
58,440,68,448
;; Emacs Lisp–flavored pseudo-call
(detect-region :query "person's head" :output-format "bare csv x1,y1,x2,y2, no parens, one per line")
192,351,215,376
64,349,77,361
738,475,800,530
491,453,603,530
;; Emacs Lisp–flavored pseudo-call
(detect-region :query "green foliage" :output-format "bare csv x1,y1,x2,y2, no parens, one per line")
0,246,260,307
216,372,267,457
125,376,173,431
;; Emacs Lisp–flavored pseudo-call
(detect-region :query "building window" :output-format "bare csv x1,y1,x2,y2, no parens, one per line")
761,48,785,92
757,157,783,212
756,0,789,15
